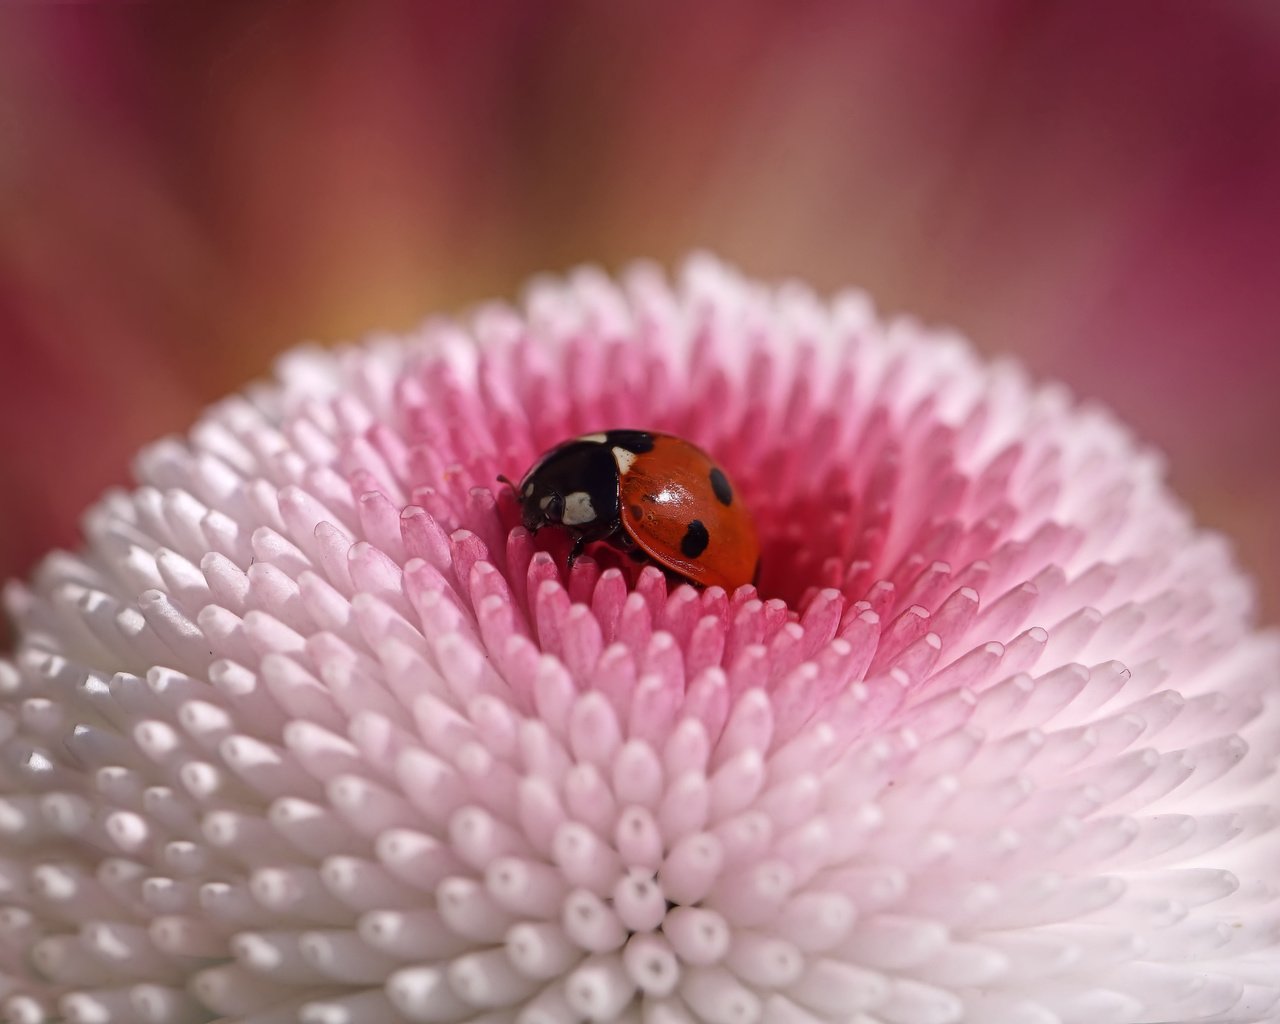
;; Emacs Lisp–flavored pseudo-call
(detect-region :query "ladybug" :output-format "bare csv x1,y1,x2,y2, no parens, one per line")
505,430,759,590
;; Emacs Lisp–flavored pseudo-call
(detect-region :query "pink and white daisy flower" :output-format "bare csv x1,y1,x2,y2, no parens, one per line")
2,256,1278,1024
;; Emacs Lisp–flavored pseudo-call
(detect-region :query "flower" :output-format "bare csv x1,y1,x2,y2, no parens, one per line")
2,256,1278,1024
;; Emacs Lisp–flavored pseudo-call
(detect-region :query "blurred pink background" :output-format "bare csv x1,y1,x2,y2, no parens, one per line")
1,1,1278,625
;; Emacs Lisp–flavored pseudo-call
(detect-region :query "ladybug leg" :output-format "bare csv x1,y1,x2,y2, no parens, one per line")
663,565,698,588
566,533,588,568
609,527,650,565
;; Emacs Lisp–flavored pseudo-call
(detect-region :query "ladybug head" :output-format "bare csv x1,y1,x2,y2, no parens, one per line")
513,439,622,536
523,488,566,532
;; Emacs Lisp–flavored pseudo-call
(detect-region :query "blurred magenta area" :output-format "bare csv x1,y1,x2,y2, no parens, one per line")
1,2,1278,621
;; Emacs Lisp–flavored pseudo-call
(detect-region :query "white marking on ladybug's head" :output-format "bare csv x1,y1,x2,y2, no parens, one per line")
523,482,534,498
579,432,608,443
562,491,596,526
612,446,637,474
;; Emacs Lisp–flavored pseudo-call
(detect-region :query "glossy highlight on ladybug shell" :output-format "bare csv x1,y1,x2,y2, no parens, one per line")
510,429,759,590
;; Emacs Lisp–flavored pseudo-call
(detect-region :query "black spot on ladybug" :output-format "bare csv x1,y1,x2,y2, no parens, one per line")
680,519,710,559
709,467,733,506
629,504,644,521
606,430,655,454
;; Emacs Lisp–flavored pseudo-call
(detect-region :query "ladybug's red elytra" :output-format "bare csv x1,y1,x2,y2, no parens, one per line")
505,430,760,591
